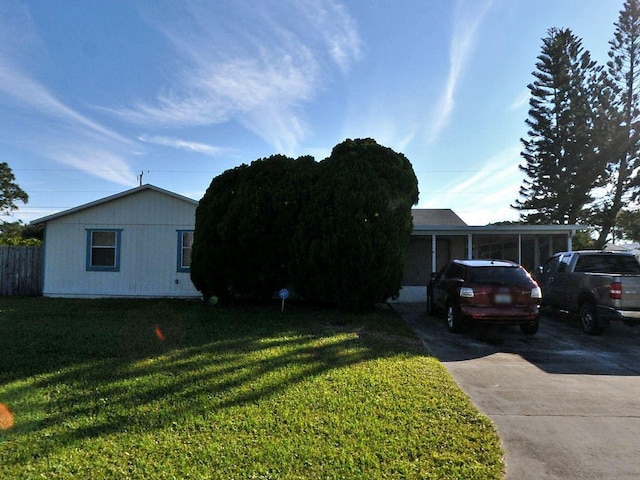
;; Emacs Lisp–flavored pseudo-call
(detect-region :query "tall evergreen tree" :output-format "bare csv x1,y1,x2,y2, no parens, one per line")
514,28,604,224
594,0,640,246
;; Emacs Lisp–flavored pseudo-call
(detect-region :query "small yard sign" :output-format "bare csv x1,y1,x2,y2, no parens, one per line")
279,288,289,312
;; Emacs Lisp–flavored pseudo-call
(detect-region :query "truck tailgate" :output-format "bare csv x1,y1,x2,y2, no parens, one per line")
590,273,640,311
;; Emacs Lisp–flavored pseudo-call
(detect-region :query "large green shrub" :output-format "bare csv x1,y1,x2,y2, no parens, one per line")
291,138,418,309
191,155,316,301
191,164,245,300
191,139,418,309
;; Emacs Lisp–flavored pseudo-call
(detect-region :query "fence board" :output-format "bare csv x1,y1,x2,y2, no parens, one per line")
0,246,43,296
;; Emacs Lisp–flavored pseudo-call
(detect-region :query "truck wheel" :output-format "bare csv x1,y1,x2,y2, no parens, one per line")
446,304,464,333
580,302,603,335
520,318,539,335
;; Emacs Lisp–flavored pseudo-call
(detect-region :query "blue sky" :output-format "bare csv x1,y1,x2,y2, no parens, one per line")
1,0,623,226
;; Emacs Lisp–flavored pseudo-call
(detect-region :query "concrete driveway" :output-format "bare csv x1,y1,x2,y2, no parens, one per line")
393,303,640,480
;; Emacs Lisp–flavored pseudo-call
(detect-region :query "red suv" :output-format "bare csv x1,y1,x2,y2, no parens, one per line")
427,259,542,335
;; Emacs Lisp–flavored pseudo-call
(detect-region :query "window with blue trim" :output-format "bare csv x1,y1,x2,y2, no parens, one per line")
177,230,194,272
86,229,122,271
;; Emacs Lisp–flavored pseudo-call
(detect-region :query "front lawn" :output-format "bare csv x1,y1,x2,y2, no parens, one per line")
0,298,503,479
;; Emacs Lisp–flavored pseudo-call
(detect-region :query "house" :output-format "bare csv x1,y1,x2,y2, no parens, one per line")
603,242,640,258
32,184,200,298
397,209,582,302
33,185,582,301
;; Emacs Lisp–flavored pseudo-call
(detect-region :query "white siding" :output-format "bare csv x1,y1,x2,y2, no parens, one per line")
42,188,200,298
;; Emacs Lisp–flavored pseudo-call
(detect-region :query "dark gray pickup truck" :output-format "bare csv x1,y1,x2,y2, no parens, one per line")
537,250,640,335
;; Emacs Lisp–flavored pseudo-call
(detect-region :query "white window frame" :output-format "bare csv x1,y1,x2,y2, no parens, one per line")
86,229,122,272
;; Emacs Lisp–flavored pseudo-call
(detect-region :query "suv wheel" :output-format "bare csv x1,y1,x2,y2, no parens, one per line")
580,302,604,335
427,293,438,316
520,318,539,335
446,305,464,333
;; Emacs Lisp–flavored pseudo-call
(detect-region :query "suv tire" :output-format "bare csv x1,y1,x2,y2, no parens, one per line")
446,304,464,333
520,318,539,335
427,292,439,316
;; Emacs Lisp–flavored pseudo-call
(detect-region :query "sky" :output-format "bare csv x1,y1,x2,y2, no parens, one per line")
0,0,625,226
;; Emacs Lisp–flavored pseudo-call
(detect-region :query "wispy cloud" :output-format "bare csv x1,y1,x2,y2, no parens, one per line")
0,6,136,187
138,135,226,157
427,0,493,143
509,88,530,111
0,61,129,145
0,72,135,187
297,0,362,73
448,143,520,195
0,57,135,186
107,0,361,154
47,142,136,186
421,143,522,224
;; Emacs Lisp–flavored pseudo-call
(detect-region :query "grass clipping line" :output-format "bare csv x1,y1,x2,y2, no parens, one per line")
0,298,504,479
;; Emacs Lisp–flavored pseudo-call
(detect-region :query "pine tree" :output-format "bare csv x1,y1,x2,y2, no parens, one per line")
514,28,604,224
594,0,640,246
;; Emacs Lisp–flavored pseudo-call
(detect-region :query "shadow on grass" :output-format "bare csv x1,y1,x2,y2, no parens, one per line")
0,298,425,456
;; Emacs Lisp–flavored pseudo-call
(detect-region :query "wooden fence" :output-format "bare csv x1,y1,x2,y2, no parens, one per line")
0,246,43,296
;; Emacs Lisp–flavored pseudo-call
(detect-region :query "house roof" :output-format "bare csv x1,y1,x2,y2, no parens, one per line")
412,223,585,236
31,184,198,225
411,209,584,235
411,209,467,227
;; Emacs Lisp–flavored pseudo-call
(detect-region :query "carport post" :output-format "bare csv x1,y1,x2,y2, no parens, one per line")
467,234,473,259
518,234,522,264
568,231,574,252
431,234,437,274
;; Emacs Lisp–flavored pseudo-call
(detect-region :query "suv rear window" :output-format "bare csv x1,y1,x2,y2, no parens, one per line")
466,266,531,284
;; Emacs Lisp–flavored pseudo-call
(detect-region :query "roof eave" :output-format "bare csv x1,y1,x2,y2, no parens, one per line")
412,224,586,235
30,184,198,225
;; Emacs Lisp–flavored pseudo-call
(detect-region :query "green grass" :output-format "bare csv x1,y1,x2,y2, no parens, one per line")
0,298,503,479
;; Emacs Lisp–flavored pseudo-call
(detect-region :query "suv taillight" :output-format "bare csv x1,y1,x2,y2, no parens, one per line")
459,287,475,298
610,282,622,300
